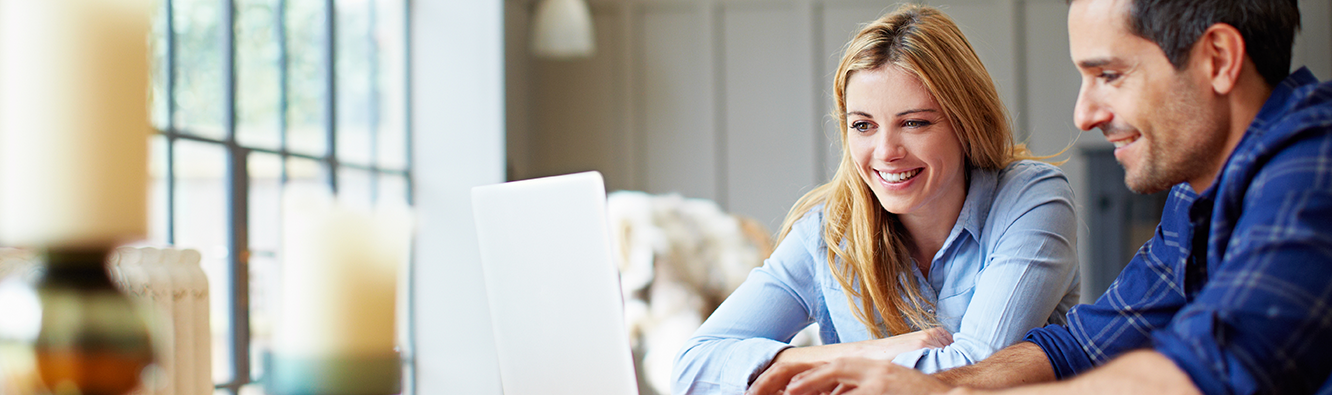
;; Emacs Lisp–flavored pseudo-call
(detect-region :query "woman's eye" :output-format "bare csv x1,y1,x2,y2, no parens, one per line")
903,120,931,128
850,121,871,132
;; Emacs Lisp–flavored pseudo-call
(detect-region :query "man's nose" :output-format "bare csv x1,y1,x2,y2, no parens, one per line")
1073,81,1111,132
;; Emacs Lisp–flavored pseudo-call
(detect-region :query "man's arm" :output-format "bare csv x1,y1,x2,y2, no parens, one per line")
749,336,1057,394
934,342,1054,389
967,350,1200,395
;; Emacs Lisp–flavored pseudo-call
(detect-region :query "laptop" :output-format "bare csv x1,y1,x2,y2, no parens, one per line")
471,171,640,395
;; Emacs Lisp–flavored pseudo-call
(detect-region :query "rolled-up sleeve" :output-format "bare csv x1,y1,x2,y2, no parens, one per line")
1024,324,1096,379
672,212,825,395
893,163,1079,372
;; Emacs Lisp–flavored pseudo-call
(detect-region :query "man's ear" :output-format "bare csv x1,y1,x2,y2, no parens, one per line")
1196,23,1246,95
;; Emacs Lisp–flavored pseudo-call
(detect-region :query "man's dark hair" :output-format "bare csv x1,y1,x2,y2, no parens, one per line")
1075,0,1302,87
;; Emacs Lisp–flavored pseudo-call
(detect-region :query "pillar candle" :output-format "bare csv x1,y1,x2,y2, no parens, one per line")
274,188,411,380
0,0,152,248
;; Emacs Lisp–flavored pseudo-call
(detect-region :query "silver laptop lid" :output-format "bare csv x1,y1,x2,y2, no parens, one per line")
471,171,639,395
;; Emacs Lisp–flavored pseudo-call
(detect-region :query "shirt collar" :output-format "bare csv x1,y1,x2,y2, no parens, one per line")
949,166,1000,245
1200,67,1318,200
1253,67,1317,127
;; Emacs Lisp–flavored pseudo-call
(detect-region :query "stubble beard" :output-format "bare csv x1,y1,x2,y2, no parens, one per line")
1121,74,1226,195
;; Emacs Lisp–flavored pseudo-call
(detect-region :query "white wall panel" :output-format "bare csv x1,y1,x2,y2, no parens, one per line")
642,6,718,201
930,0,1021,135
412,0,505,394
721,4,818,231
1294,0,1332,79
1022,3,1082,158
819,4,889,180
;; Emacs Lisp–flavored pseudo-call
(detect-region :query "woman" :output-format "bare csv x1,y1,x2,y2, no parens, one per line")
671,4,1080,394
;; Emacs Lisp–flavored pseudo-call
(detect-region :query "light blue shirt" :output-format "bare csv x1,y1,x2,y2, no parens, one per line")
672,160,1081,395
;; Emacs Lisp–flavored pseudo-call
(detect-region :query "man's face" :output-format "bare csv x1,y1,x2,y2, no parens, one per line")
1068,0,1226,194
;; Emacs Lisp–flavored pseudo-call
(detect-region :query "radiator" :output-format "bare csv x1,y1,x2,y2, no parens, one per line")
109,246,212,395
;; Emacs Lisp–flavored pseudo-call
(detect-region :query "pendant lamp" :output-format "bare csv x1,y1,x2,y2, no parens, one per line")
531,0,595,59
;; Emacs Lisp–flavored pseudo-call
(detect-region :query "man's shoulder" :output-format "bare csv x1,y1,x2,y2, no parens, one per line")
1248,82,1332,181
1221,76,1332,198
1260,74,1332,146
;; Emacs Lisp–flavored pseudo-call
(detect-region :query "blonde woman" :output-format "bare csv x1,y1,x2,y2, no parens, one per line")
672,5,1079,394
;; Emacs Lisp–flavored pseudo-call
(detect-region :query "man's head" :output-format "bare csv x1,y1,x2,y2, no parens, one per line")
1067,0,1300,194
1121,0,1301,87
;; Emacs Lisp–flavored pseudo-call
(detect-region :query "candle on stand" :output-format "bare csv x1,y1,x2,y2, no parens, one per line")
0,1,156,395
270,188,412,395
0,0,151,248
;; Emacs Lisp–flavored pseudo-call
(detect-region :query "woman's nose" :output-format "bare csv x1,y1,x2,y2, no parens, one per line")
873,133,906,161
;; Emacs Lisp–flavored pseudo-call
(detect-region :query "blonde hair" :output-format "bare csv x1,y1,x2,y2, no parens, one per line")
778,4,1034,338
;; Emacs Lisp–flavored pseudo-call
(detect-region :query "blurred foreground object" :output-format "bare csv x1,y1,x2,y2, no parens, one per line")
607,192,817,395
0,249,154,395
0,0,157,394
267,188,413,395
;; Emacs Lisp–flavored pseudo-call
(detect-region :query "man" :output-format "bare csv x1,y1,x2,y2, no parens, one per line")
745,0,1332,394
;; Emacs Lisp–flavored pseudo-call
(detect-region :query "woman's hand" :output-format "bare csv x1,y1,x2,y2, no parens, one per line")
772,327,954,365
854,327,954,359
752,327,954,393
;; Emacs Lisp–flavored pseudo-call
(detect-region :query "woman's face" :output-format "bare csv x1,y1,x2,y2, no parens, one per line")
845,65,967,219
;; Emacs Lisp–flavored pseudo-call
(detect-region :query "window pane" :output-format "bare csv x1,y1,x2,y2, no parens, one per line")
337,167,373,209
237,0,282,150
152,1,170,131
375,0,407,171
335,0,373,166
248,153,283,253
174,0,226,139
287,156,328,193
172,139,233,384
377,173,408,208
240,383,265,395
286,0,329,156
149,136,170,245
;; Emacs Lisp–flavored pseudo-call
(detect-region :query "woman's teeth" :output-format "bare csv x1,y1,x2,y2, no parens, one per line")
878,168,921,183
1112,135,1139,148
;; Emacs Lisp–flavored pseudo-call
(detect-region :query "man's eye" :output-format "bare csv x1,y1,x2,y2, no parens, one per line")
1099,72,1121,83
851,121,871,132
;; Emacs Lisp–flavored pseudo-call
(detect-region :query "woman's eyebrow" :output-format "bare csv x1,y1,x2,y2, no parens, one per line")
896,108,937,117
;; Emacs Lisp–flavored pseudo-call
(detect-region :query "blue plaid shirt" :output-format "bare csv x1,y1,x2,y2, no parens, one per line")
1024,67,1332,395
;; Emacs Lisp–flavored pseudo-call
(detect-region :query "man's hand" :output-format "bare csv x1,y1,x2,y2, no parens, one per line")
750,357,957,395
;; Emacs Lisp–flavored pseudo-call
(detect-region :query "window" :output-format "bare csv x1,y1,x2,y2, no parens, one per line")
148,0,411,393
